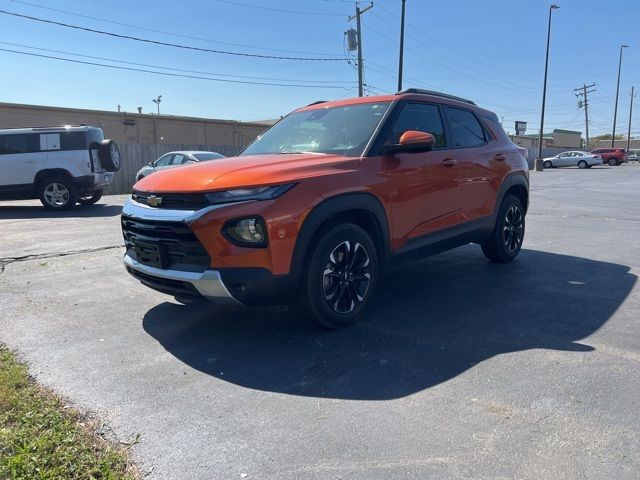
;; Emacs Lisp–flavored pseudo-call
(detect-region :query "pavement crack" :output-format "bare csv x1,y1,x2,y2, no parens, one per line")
0,245,124,274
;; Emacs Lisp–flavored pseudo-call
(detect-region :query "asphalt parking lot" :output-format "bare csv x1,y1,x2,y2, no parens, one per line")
1,165,639,479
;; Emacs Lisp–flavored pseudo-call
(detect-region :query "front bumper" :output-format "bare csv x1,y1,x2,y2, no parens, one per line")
124,253,240,304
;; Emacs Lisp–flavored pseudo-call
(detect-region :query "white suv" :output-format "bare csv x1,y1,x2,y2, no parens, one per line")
0,125,120,210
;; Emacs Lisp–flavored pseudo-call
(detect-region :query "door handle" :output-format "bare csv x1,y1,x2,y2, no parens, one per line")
442,158,457,167
494,154,507,161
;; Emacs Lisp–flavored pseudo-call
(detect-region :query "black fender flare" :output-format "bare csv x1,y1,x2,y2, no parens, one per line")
288,192,391,282
495,171,529,215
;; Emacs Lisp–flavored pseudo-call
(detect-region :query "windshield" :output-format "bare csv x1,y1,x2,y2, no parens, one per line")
242,102,391,157
194,152,224,161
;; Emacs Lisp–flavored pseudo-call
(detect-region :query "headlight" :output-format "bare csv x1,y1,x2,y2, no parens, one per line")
205,184,295,204
223,217,268,247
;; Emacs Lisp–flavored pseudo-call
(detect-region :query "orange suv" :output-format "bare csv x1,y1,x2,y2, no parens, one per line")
122,89,529,327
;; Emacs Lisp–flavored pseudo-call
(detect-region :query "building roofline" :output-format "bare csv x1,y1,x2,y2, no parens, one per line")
0,101,272,127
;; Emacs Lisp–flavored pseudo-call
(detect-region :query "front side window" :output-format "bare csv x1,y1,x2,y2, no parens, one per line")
155,154,173,167
242,102,390,157
193,153,224,161
171,154,186,165
0,134,39,155
446,107,487,148
386,103,446,148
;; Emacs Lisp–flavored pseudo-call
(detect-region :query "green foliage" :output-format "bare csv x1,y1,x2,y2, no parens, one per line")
0,347,136,480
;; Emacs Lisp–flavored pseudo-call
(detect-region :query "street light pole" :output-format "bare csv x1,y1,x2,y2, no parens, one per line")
397,0,407,92
612,44,629,147
535,4,559,172
627,86,635,154
152,95,162,115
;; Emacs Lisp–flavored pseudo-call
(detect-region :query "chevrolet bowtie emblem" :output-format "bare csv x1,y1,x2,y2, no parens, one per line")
147,195,163,206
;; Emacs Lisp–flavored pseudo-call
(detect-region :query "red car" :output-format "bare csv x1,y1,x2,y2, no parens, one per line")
590,148,627,166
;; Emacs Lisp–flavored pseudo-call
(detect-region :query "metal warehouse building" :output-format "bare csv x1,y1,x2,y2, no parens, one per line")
0,101,269,156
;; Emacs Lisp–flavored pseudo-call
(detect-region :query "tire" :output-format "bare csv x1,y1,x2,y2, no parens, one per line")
98,139,121,172
543,161,552,168
38,176,78,210
481,195,525,263
77,189,103,205
608,158,618,166
303,222,379,328
578,160,588,169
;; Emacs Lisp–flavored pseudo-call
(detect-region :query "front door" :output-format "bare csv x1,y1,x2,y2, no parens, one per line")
383,102,460,244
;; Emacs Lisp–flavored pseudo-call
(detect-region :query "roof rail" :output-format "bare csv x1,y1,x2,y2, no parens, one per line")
0,124,89,131
306,100,328,106
396,88,476,105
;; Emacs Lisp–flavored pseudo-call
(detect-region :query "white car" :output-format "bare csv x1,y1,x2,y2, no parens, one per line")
135,151,225,181
0,125,120,210
543,151,603,169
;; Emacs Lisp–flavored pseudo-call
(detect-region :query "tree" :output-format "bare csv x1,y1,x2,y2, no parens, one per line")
588,134,624,149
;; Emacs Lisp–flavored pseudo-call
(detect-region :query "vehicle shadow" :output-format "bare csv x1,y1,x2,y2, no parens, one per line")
0,204,122,219
142,246,637,400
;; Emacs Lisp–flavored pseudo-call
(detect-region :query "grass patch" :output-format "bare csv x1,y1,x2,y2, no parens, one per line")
0,346,137,479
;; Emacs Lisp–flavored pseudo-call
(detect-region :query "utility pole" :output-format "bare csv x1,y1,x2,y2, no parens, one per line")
627,86,635,154
397,0,407,92
574,83,596,149
612,44,629,147
348,2,373,97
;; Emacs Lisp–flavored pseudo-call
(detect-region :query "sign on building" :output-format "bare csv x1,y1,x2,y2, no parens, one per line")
515,121,527,135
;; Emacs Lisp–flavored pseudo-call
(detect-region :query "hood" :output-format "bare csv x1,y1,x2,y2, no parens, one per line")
133,153,359,193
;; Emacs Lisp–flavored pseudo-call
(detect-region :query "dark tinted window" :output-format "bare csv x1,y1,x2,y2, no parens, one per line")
387,103,446,147
61,132,87,150
446,107,487,147
193,153,225,161
0,134,40,155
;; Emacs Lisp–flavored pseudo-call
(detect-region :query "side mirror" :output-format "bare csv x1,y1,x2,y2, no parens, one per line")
383,130,436,154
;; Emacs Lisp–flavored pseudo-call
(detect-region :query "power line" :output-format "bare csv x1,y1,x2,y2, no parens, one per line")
0,47,351,89
0,9,347,61
213,0,345,16
374,2,573,90
6,0,341,56
0,41,354,84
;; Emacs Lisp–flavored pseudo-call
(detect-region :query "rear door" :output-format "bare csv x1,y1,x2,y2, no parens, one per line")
383,102,460,241
0,133,44,185
446,107,505,223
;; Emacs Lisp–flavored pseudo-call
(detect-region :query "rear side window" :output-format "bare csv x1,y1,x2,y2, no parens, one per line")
86,129,104,146
61,132,87,150
387,103,446,148
0,134,40,155
446,107,487,148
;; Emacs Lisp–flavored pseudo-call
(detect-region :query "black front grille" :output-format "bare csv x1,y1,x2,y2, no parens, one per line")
132,191,209,210
121,214,211,271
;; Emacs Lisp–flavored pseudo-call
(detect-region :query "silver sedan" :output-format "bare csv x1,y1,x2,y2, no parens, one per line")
543,151,603,169
135,151,225,181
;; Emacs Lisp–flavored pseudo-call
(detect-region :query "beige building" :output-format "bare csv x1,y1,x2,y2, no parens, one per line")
510,129,582,149
0,102,269,156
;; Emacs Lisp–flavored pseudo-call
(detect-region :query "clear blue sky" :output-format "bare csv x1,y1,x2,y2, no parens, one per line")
1,0,639,137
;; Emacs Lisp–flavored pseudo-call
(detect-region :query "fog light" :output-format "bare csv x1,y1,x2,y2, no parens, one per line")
223,217,268,247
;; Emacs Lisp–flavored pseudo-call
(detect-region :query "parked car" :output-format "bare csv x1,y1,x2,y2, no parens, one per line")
542,151,603,169
0,125,120,210
590,148,627,166
135,151,225,181
122,89,529,328
627,149,639,161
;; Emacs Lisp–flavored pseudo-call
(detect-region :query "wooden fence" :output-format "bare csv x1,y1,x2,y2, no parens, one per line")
104,143,243,195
